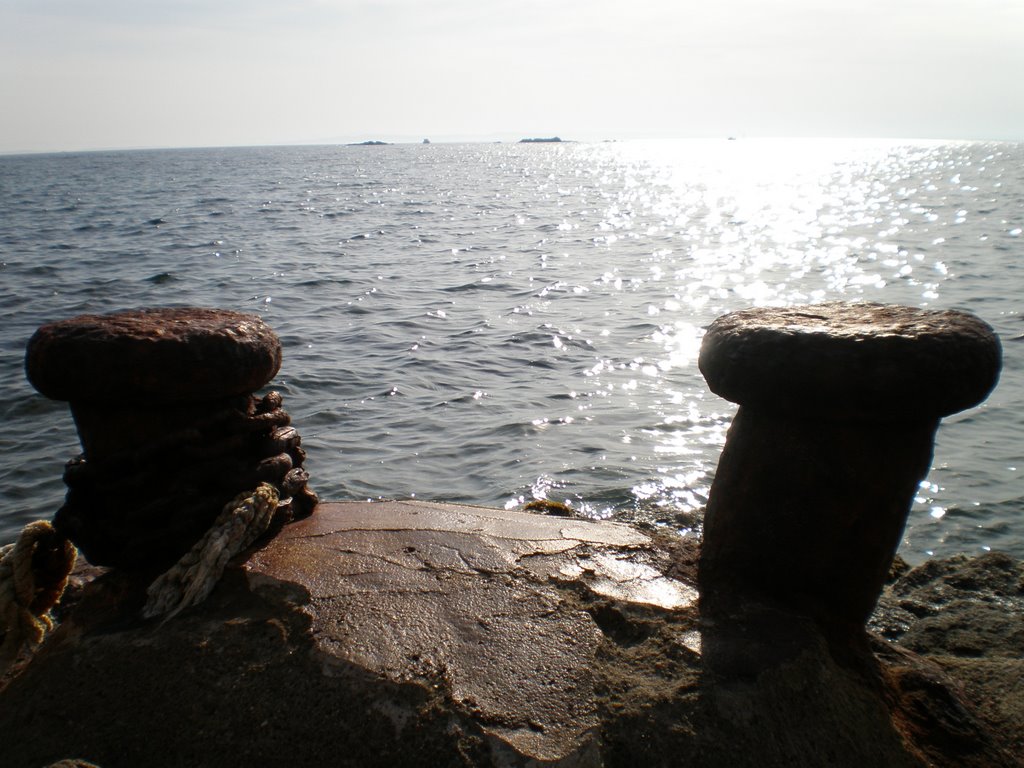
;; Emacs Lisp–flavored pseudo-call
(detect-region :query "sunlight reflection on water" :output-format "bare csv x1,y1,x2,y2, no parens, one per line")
0,139,1020,561
530,138,1021,556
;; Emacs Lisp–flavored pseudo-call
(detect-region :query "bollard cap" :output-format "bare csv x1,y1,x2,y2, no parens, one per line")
26,307,282,403
698,302,1001,420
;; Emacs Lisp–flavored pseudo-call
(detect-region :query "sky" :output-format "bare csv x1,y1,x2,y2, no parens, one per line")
0,0,1021,154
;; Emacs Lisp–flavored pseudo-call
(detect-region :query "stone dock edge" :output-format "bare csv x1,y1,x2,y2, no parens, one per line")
1,500,1021,768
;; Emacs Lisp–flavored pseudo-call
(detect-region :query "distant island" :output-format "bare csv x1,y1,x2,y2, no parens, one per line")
348,140,390,146
519,137,563,143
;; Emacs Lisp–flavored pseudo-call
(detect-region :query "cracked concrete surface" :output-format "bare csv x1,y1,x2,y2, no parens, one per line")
246,501,695,763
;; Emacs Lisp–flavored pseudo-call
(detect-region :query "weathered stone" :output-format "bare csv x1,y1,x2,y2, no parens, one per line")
872,551,1024,657
25,307,282,404
872,552,1024,759
0,506,1019,767
697,302,1002,628
699,302,1001,420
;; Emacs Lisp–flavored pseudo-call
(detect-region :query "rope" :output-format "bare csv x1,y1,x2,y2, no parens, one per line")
143,483,278,621
0,484,277,673
0,520,77,673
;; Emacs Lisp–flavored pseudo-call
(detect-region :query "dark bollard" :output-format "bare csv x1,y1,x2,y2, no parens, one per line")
25,308,318,572
697,302,1001,629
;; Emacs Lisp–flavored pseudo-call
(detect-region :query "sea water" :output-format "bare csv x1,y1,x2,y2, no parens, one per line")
1,139,1021,562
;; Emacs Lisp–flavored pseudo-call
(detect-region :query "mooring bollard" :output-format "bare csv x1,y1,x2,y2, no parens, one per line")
697,302,1001,627
25,308,318,572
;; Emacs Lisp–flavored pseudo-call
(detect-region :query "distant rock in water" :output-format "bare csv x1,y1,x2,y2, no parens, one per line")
348,140,390,146
519,136,563,143
422,138,431,144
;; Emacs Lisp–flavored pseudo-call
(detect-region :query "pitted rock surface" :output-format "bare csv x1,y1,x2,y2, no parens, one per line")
698,302,1001,419
26,307,282,403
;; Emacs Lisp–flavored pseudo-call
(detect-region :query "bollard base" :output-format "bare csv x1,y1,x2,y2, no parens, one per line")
699,406,939,627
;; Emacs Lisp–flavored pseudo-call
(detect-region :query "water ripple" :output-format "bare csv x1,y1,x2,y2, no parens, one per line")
0,140,1021,562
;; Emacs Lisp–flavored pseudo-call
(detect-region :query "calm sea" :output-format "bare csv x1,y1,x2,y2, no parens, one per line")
1,140,1021,562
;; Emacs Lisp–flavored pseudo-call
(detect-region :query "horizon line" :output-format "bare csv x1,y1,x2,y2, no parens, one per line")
3,133,1021,158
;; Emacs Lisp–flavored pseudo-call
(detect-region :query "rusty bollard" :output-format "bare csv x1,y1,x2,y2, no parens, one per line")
25,308,318,572
697,302,1001,628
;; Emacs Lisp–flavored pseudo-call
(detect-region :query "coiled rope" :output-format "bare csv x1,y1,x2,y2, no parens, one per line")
0,520,77,674
143,483,278,621
1,483,277,677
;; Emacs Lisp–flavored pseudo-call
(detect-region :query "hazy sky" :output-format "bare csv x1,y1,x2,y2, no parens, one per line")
1,0,1021,153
